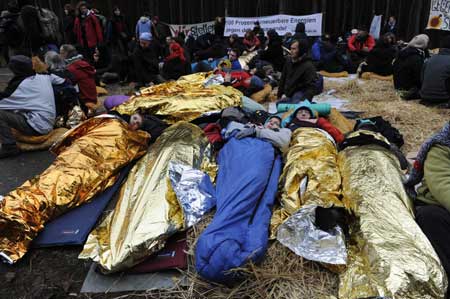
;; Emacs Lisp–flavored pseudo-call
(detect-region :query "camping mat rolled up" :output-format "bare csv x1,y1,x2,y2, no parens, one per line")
0,117,149,264
270,128,348,238
338,131,447,299
79,122,214,273
114,73,242,124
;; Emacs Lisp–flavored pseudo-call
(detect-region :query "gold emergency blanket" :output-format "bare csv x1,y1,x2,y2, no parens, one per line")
0,117,149,263
79,122,213,273
271,128,348,237
114,73,242,124
338,131,447,298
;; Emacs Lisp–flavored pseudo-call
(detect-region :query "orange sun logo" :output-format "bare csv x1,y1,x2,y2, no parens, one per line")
429,14,443,28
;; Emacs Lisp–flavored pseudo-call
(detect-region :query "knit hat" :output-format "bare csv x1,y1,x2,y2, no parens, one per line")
293,105,315,119
139,32,152,41
8,55,34,76
407,34,429,50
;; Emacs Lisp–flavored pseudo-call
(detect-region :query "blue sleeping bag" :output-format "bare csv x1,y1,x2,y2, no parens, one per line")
195,137,282,283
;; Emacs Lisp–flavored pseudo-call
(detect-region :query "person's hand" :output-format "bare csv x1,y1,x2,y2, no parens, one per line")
224,72,231,82
236,127,256,139
281,94,287,99
362,47,370,52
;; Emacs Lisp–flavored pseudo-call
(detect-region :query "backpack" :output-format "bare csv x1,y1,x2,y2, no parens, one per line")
37,7,61,44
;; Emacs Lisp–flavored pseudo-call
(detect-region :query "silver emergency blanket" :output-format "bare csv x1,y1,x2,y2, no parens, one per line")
277,205,347,265
169,162,216,227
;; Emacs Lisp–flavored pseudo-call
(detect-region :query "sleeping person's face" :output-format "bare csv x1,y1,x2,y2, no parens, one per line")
295,109,312,120
265,118,281,130
129,113,143,131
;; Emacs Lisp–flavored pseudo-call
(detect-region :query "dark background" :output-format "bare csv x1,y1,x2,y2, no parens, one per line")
2,0,448,46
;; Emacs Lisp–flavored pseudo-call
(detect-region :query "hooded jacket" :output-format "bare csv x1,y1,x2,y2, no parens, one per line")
135,16,151,39
73,11,104,48
393,46,426,90
420,48,450,102
66,55,97,103
277,55,318,100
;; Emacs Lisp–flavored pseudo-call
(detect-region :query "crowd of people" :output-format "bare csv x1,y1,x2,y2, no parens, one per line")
1,2,450,296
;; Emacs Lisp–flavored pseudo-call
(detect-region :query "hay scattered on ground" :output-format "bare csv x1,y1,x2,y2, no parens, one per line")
167,214,339,299
325,79,450,153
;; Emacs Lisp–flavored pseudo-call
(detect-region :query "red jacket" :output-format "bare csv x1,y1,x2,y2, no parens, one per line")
74,13,104,48
243,36,261,50
317,117,344,143
216,70,252,89
67,59,97,104
347,34,375,52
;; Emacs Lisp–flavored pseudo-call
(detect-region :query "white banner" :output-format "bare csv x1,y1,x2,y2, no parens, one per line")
169,21,215,39
224,13,323,37
427,0,450,31
370,15,383,39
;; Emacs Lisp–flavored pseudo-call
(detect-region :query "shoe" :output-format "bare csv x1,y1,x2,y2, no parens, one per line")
0,144,21,159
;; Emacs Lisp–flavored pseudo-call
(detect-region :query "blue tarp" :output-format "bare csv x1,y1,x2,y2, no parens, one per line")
195,137,282,283
32,164,132,247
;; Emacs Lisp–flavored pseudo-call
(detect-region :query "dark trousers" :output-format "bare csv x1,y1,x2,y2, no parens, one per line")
0,110,38,145
416,204,450,298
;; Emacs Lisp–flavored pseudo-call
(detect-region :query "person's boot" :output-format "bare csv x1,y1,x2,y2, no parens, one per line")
0,143,21,159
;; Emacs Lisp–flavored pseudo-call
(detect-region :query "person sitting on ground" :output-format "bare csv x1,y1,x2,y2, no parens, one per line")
60,44,97,111
420,35,450,107
44,51,78,121
131,32,164,88
225,115,292,153
258,29,285,72
287,104,344,143
277,39,323,104
253,21,266,45
93,43,120,84
0,55,66,158
347,30,375,73
194,36,226,62
243,30,261,52
360,32,398,76
314,34,349,73
225,48,242,71
403,122,450,298
393,34,429,100
226,34,245,55
162,42,191,80
217,68,265,97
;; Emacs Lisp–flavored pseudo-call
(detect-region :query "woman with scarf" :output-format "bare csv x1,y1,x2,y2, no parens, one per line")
162,42,191,80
